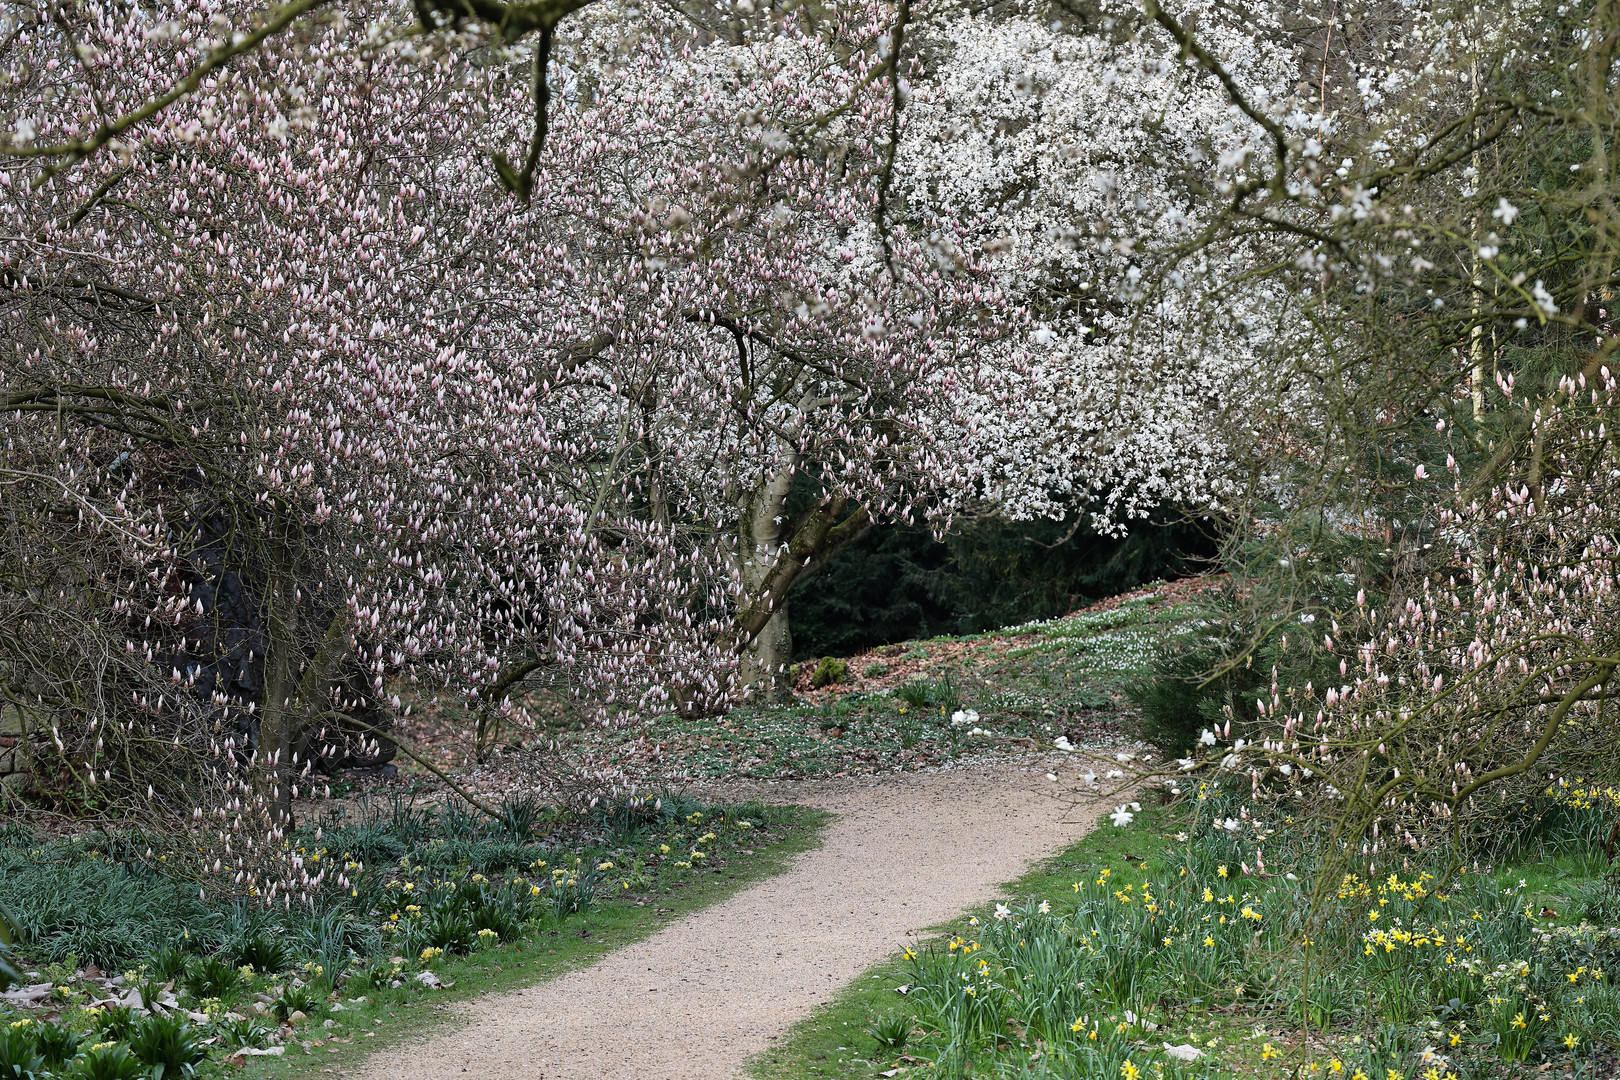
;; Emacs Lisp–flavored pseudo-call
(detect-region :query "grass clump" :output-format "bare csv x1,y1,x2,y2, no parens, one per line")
761,783,1620,1080
0,794,821,1079
809,657,848,688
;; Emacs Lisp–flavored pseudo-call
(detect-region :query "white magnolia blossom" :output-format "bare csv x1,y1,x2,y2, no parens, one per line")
893,10,1296,529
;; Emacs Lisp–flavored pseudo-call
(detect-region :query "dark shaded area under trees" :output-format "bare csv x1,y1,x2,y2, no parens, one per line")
787,510,1218,660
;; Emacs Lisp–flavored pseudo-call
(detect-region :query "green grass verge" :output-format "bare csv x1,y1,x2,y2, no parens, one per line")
225,807,828,1079
748,801,1173,1080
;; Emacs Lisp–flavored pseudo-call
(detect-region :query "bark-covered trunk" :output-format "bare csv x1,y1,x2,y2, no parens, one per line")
736,459,798,699
257,554,298,826
733,455,871,700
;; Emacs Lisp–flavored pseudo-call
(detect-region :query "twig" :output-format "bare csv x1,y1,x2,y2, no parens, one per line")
341,715,502,818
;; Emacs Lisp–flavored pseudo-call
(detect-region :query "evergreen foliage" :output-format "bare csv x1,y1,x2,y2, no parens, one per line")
789,512,1217,660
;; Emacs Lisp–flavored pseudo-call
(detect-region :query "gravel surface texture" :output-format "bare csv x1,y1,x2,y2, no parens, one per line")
350,760,1111,1080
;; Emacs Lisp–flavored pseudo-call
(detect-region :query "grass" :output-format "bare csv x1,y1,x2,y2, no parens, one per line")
752,782,1620,1080
397,590,1205,787
750,800,1174,1080
0,798,828,1080
225,808,828,1079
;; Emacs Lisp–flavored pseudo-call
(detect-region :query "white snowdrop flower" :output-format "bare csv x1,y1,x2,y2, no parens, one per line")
1109,805,1135,827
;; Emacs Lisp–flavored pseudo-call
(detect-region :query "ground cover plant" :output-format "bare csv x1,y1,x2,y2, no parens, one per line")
399,582,1215,786
0,793,818,1078
758,781,1620,1080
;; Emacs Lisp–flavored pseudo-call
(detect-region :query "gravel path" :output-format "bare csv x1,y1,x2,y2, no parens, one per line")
351,761,1111,1080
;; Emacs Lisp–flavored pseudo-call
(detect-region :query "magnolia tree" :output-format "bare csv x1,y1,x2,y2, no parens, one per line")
1072,0,1620,867
894,7,1298,530
0,2,750,843
0,0,1021,875
1217,371,1620,873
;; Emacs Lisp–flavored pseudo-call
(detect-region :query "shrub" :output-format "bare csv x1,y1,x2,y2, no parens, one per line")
33,1020,83,1068
809,657,848,688
93,1005,139,1043
1125,634,1252,756
0,1024,43,1080
270,982,321,1022
127,1013,207,1078
68,1042,145,1080
183,955,239,1001
227,930,291,977
862,662,889,678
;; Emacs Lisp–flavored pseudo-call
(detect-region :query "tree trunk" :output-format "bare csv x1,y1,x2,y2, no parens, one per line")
735,458,797,700
741,603,793,697
732,457,872,700
256,541,299,827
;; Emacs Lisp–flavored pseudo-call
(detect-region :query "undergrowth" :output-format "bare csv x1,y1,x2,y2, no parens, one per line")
0,793,815,1078
759,784,1620,1080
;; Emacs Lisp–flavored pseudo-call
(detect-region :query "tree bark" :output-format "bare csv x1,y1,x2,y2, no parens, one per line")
732,455,872,699
736,459,797,699
256,533,300,826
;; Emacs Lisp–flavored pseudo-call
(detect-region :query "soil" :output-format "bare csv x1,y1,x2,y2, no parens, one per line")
349,759,1115,1080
